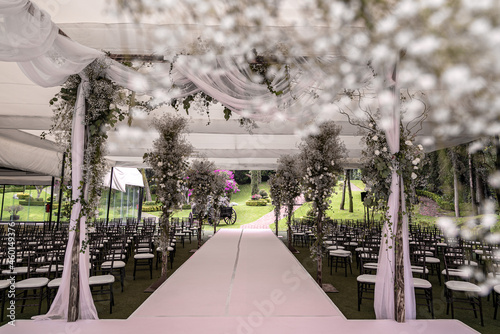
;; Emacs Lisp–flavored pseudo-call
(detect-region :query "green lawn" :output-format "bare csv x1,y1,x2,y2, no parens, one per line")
148,182,273,229
0,187,54,221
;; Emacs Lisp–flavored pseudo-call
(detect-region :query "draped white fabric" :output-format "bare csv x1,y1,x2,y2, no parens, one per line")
0,0,58,62
373,64,416,320
35,80,98,320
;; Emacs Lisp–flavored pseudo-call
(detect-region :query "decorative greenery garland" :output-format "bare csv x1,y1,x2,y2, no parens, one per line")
44,58,154,245
361,117,425,231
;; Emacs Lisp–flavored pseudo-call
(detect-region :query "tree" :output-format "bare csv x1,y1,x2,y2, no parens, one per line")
186,159,225,247
299,121,346,287
143,114,193,278
141,168,153,202
250,170,261,195
273,154,303,248
340,170,347,211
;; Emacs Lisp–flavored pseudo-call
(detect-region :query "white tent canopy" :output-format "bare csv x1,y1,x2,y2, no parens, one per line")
103,167,144,192
0,0,479,177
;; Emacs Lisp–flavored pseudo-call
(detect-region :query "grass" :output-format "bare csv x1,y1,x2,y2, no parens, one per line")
290,237,500,334
270,180,383,231
147,182,274,229
0,188,53,221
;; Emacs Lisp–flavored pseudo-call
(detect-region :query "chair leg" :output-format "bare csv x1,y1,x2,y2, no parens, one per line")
38,287,44,314
357,282,362,311
478,296,484,327
149,259,153,279
494,293,498,320
1,290,5,322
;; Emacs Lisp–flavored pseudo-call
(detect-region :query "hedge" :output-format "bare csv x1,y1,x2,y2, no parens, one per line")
0,186,24,193
142,205,163,212
416,189,454,211
19,199,45,206
245,199,268,206
17,193,32,200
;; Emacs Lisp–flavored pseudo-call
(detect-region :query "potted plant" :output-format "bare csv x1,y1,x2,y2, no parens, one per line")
6,205,23,220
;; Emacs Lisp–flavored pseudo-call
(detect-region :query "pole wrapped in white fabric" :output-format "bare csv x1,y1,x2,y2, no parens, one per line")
35,75,98,320
373,60,416,321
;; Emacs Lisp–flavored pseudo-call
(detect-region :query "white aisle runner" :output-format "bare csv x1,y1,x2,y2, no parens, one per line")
1,229,478,334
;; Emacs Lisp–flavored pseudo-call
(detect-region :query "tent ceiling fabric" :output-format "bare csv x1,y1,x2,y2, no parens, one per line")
0,0,480,177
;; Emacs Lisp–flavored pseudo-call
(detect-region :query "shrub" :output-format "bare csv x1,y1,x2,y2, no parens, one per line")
19,200,45,206
182,204,192,210
258,189,268,198
416,189,454,211
17,193,31,200
245,199,268,206
1,186,24,193
5,205,24,215
251,194,262,200
142,205,163,212
143,201,157,206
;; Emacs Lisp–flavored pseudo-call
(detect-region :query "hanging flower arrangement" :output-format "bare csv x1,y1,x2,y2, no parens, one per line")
361,119,425,221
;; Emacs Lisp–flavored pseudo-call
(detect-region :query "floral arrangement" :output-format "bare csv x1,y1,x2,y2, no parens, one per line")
251,194,262,200
143,113,193,276
361,119,425,221
268,172,284,235
299,121,346,285
186,159,227,241
44,58,154,247
274,154,303,248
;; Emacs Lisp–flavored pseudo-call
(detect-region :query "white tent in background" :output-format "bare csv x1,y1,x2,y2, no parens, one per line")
102,167,144,192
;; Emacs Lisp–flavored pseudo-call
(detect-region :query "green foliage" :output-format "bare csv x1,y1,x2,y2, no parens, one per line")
5,205,23,214
17,193,31,200
245,199,268,206
251,170,261,195
182,204,192,210
142,205,163,212
19,199,45,206
258,189,268,198
416,189,455,211
0,186,24,193
234,170,251,184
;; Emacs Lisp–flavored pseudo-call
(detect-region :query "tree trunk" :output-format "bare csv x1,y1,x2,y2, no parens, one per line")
68,227,80,322
495,136,500,210
316,209,323,286
468,151,478,216
347,170,354,213
451,151,460,217
476,172,485,206
275,205,280,237
35,185,44,199
395,202,405,323
197,214,203,249
340,170,347,210
160,213,170,278
287,204,293,248
251,170,261,195
141,168,152,202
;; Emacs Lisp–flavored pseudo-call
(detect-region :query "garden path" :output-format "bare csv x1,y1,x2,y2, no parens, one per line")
240,194,306,229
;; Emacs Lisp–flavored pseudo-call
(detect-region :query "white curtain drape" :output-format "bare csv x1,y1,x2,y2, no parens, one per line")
373,62,416,320
40,79,98,319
